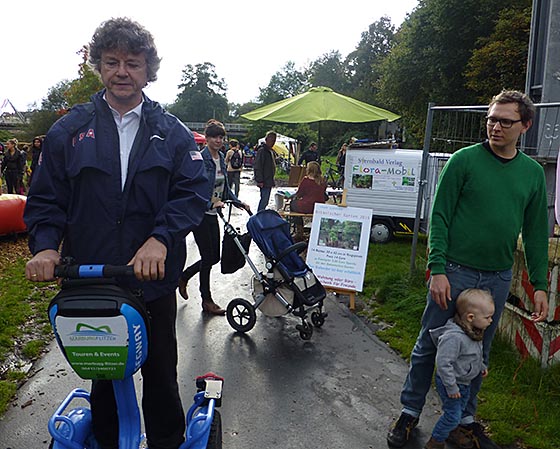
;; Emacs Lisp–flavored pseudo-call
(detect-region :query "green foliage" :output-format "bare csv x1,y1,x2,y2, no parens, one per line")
476,337,560,449
360,236,428,356
22,340,47,359
257,61,308,104
0,381,16,415
377,0,508,145
41,80,72,112
346,16,396,102
65,46,104,107
169,62,229,122
25,109,60,140
307,51,352,94
465,4,532,102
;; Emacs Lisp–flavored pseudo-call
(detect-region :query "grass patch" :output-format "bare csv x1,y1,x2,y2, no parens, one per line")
0,237,56,417
0,380,16,415
22,340,47,359
360,236,428,356
360,236,560,449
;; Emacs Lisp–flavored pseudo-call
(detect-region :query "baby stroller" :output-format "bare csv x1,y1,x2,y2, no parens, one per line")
219,205,327,340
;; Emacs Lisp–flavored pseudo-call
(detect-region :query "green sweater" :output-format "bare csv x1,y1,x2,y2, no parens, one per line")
428,142,549,292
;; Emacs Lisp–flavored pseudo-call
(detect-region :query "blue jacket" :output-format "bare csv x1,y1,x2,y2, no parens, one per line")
24,90,210,301
201,146,240,210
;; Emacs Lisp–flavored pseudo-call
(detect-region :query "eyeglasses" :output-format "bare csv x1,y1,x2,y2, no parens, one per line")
486,116,522,129
101,59,146,72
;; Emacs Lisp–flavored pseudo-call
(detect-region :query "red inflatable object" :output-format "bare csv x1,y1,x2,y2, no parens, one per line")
0,194,27,235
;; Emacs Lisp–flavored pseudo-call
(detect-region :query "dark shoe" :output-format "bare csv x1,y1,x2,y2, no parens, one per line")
424,437,445,449
178,277,188,300
448,426,474,449
387,413,419,447
202,300,226,316
448,422,499,449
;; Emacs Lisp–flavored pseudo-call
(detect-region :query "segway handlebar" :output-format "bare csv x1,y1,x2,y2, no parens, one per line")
54,264,135,279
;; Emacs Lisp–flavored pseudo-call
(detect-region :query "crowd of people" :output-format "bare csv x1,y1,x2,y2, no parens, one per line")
14,14,550,449
0,136,42,195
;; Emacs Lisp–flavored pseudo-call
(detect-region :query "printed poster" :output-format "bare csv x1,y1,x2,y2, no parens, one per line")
306,204,372,292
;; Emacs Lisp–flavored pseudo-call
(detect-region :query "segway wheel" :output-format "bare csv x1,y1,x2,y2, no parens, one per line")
311,311,326,327
226,298,256,333
296,321,313,340
206,409,222,449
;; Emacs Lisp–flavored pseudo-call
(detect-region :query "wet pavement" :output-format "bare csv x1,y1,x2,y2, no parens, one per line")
0,172,441,449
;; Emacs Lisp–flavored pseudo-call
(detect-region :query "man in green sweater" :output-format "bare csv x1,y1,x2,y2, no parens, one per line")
387,90,550,449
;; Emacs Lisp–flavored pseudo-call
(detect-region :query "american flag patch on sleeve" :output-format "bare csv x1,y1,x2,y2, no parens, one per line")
190,151,203,161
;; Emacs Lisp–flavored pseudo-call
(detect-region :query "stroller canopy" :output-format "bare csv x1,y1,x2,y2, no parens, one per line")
247,210,307,276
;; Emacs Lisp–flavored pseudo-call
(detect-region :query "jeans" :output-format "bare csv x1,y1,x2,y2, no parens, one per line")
91,293,185,449
181,214,220,300
432,375,470,442
258,186,272,212
227,170,241,197
400,261,512,419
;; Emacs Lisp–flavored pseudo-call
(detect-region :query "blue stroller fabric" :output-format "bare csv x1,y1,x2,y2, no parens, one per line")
247,210,307,276
247,209,326,307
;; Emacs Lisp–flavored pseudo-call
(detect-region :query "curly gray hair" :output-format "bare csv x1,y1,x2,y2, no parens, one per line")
88,17,161,83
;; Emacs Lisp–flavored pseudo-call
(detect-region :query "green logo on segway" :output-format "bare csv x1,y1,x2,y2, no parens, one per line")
56,316,131,380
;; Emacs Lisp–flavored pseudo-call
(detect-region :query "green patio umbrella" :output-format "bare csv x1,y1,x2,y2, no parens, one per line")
241,86,400,152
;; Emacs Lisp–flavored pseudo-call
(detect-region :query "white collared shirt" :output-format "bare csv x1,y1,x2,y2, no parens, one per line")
105,97,143,190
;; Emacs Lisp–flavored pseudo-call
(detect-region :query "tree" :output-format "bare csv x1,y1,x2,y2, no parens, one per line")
257,61,308,104
65,46,104,107
25,80,72,138
346,16,396,102
465,4,532,102
41,80,72,112
377,0,505,145
169,62,229,122
307,51,351,94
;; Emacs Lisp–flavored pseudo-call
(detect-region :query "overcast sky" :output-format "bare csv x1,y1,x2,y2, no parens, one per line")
2,0,418,112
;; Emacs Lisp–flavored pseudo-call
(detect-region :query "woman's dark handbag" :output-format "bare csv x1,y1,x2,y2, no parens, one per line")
221,231,251,274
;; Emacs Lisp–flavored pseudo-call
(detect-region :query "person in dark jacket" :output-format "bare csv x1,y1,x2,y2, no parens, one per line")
253,130,276,211
28,136,43,187
178,120,249,314
298,141,320,165
1,138,24,194
24,18,209,449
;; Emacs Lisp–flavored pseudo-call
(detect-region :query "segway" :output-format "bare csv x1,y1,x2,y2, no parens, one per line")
46,262,223,449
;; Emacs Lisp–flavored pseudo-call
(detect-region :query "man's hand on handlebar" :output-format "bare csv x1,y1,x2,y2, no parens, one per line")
26,249,60,282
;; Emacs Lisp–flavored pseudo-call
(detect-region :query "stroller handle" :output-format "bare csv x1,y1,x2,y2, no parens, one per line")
218,200,253,217
54,264,135,279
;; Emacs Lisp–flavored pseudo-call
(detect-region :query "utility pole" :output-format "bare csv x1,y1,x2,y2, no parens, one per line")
524,0,560,233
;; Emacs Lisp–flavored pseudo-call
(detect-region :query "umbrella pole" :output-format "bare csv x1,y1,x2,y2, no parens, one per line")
318,122,322,159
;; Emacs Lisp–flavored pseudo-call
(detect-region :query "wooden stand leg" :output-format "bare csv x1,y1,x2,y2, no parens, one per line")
327,288,356,311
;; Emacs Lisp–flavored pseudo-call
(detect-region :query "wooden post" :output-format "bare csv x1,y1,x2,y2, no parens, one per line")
327,287,356,310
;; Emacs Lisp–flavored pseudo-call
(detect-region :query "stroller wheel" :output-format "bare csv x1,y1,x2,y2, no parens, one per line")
311,311,326,327
226,298,257,333
296,321,313,340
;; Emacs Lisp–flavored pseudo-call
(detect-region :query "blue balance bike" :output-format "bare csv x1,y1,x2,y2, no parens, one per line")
46,263,223,449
